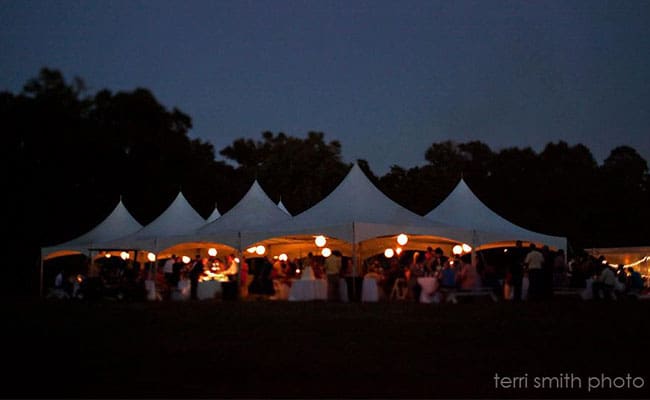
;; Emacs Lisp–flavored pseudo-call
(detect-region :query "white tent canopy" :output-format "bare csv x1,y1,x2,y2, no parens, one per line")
266,164,471,245
191,180,292,249
41,197,143,260
206,203,221,222
277,200,291,216
96,191,206,253
425,178,567,250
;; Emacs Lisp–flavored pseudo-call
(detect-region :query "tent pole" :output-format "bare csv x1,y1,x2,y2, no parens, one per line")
352,222,357,301
237,232,243,299
471,230,477,267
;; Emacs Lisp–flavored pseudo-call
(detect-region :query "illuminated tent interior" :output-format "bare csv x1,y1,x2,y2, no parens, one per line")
245,164,474,268
588,246,650,276
41,197,143,261
425,178,567,251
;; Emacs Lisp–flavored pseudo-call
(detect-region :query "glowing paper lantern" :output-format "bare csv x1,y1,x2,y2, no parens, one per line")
182,256,191,264
395,247,403,255
322,247,332,257
120,251,129,260
315,235,327,247
255,245,266,255
279,253,288,261
397,233,408,246
384,248,395,258
452,245,463,256
147,252,156,262
208,248,217,257
462,244,472,253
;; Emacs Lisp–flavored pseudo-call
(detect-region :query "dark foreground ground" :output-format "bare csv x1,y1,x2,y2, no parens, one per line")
2,297,649,399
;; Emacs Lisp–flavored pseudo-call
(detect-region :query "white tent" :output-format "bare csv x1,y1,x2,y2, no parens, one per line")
264,164,471,254
207,203,221,222
277,199,291,216
39,197,143,296
192,180,292,249
41,197,142,260
425,178,567,250
96,191,206,254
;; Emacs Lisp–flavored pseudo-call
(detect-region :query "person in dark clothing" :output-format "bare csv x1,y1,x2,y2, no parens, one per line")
189,254,204,300
507,241,526,301
248,257,275,296
172,256,184,288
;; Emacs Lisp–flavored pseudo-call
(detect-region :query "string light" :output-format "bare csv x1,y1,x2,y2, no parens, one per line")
315,235,327,247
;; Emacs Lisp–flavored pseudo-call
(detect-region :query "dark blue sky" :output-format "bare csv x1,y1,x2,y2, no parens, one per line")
2,0,649,174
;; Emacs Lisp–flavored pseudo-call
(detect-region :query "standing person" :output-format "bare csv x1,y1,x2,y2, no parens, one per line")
189,254,204,300
507,241,526,301
524,243,545,301
324,250,342,301
407,252,424,302
162,255,175,300
172,256,183,289
222,254,240,301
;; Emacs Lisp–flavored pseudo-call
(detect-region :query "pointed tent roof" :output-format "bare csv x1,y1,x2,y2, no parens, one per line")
277,199,291,216
425,179,566,249
193,180,292,248
41,198,143,259
207,203,221,222
97,191,206,252
268,164,470,243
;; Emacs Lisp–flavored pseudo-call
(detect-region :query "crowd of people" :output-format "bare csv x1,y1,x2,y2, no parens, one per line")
47,242,648,303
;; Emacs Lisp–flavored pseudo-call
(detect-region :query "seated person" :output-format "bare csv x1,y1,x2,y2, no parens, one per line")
627,267,644,295
592,264,616,300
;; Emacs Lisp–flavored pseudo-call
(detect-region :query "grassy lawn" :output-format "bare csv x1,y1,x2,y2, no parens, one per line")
3,297,649,399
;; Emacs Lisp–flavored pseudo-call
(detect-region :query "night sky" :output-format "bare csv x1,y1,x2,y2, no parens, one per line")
2,0,649,174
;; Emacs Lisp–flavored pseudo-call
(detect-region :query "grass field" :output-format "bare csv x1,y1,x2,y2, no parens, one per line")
3,297,649,399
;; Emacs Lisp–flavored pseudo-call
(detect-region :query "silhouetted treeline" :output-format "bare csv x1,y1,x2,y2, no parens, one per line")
4,68,649,295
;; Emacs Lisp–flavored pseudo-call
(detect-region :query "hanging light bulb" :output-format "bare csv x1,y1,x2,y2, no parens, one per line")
279,253,288,261
208,248,217,257
452,245,463,256
462,244,472,253
395,247,403,255
246,246,257,254
321,247,332,257
182,256,191,264
147,252,156,262
255,245,266,255
314,235,327,247
397,233,408,246
384,248,395,258
120,251,129,260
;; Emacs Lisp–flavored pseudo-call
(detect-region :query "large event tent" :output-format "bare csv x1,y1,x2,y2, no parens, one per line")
191,180,292,250
96,191,207,254
41,197,143,260
39,197,143,295
258,164,472,260
425,178,567,250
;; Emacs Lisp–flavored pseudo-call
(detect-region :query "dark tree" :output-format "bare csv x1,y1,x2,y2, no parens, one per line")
219,131,350,214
